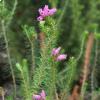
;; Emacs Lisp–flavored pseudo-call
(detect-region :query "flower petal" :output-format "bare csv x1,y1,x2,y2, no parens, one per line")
33,94,41,100
40,90,46,98
51,47,61,56
37,16,43,21
56,54,67,61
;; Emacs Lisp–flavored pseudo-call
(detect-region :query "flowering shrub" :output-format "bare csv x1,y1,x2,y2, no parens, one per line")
0,2,80,99
1,1,100,100
37,5,57,21
15,5,74,100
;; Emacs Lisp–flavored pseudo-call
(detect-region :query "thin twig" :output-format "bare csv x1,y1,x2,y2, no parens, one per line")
1,20,16,99
6,0,18,28
24,27,35,75
76,34,86,61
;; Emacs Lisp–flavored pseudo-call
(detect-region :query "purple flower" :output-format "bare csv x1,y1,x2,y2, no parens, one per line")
56,54,67,61
40,90,46,100
48,8,57,16
43,5,49,11
38,8,46,17
37,5,57,21
51,47,61,56
37,16,43,21
33,95,41,100
33,90,46,100
43,5,50,16
51,47,67,61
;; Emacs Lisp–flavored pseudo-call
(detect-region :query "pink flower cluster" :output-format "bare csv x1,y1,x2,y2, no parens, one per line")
33,90,46,100
51,47,67,61
37,5,57,21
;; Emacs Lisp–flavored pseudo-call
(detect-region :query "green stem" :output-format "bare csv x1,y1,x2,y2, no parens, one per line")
76,33,86,61
24,28,35,75
31,41,35,75
49,60,56,99
6,0,17,28
21,68,30,100
57,0,69,27
1,20,16,99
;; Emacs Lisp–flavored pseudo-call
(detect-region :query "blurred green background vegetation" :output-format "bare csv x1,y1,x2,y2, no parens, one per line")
0,0,100,98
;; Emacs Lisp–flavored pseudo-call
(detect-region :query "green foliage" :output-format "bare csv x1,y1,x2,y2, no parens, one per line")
5,96,13,100
0,0,17,28
0,0,18,98
1,0,100,100
15,17,60,100
48,0,58,7
5,97,12,100
16,59,31,100
33,17,59,99
22,24,38,77
80,82,88,100
58,57,77,99
15,30,78,99
15,16,77,100
22,25,37,41
57,0,84,56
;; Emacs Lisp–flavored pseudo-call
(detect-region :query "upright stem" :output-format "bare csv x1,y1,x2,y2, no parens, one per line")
81,33,94,99
76,33,86,61
6,0,17,28
1,20,16,99
24,29,35,76
49,60,56,99
31,41,35,75
1,0,17,99
91,39,98,100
